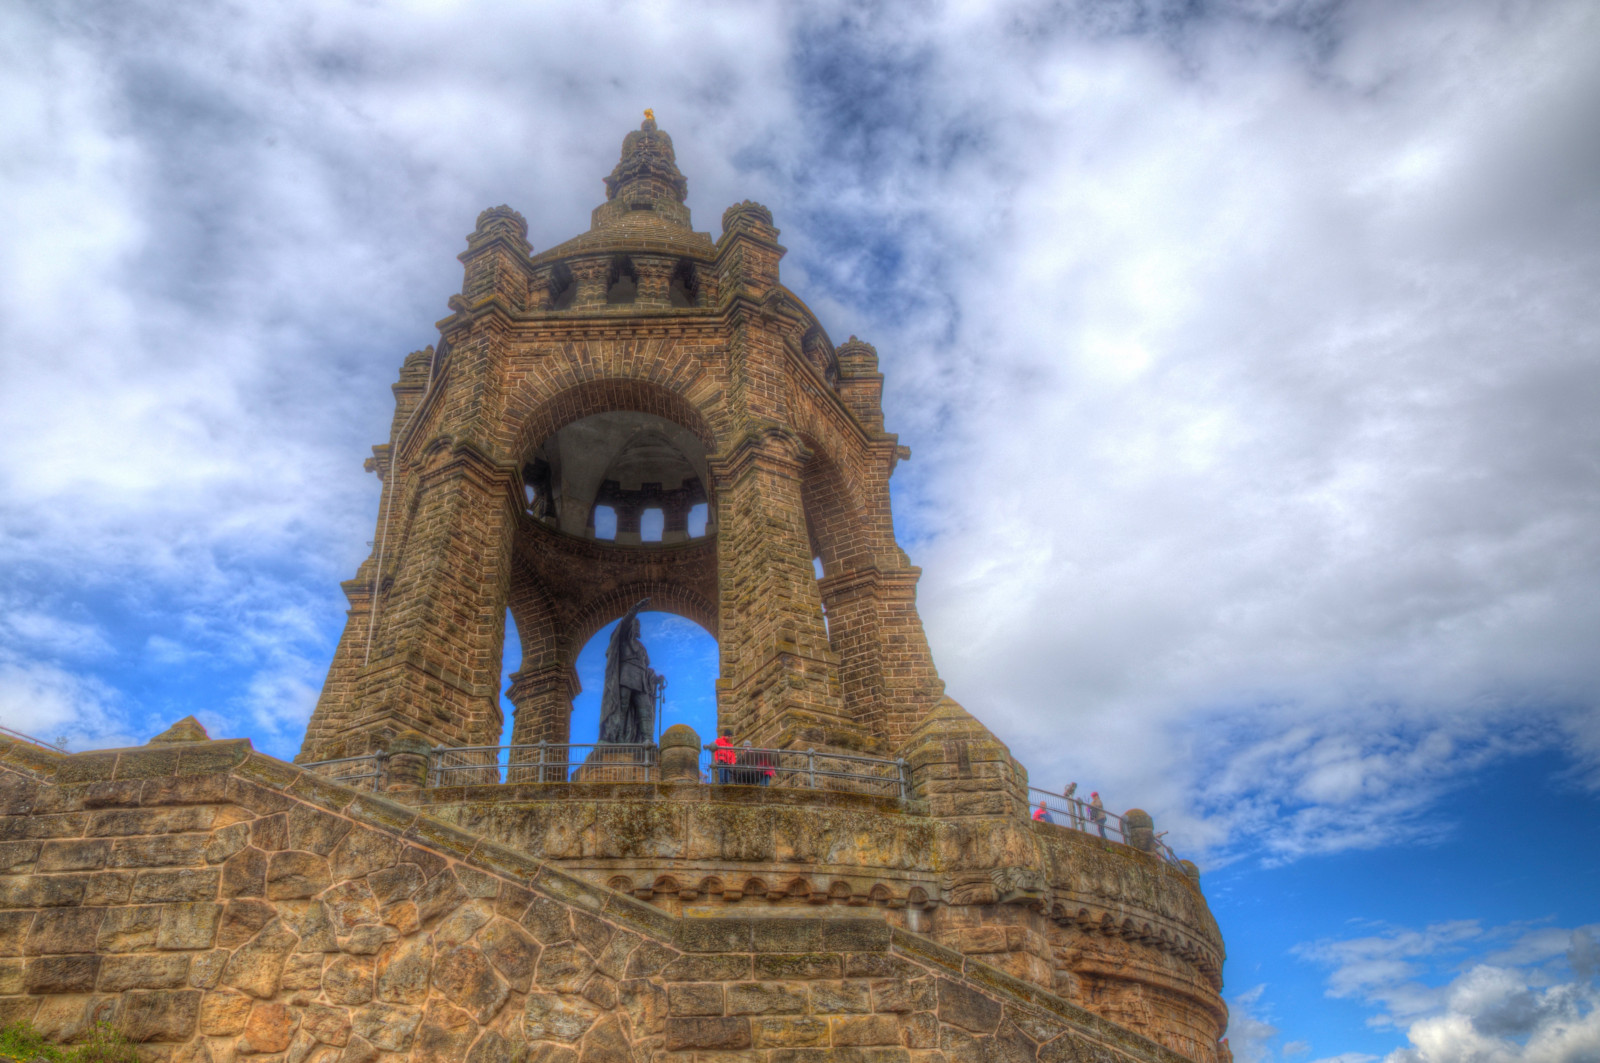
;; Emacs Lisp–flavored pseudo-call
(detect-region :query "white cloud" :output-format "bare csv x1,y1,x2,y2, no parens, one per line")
1296,922,1600,1063
0,0,1594,866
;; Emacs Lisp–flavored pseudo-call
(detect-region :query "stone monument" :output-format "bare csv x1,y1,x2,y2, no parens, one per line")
0,115,1230,1063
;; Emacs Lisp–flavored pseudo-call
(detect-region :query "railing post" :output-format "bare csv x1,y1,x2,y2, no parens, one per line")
807,749,816,790
896,758,907,803
537,740,546,784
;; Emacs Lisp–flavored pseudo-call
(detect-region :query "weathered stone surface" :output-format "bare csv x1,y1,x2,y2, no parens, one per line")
351,1001,423,1051
937,979,1002,1034
26,907,106,955
814,979,873,1014
205,822,251,864
755,953,843,981
118,987,202,1042
833,1014,901,1046
578,1013,633,1063
287,807,352,857
189,949,228,989
874,978,936,1013
159,902,222,950
39,839,109,871
218,898,278,948
132,868,220,903
368,862,425,905
222,918,298,998
329,829,401,881
413,999,478,1063
467,1028,512,1063
432,944,509,1023
435,899,494,947
479,917,540,991
98,906,163,953
522,895,574,944
523,991,600,1042
377,935,432,1004
666,1016,751,1050
753,1016,830,1048
199,990,253,1035
223,847,268,898
537,941,596,993
668,981,725,1016
300,1002,352,1046
25,955,100,993
322,954,374,1005
277,900,337,951
266,851,331,900
727,981,806,1015
239,999,297,1053
99,953,190,991
282,952,323,990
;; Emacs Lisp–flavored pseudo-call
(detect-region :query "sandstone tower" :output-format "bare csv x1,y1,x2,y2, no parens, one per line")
0,118,1230,1063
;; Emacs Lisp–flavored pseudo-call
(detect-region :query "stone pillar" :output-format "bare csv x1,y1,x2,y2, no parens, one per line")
383,733,432,791
571,259,610,307
634,257,673,305
614,502,643,545
507,664,578,747
1123,809,1156,852
347,441,519,753
712,428,867,753
458,206,532,309
661,497,691,543
659,724,701,783
901,697,1028,820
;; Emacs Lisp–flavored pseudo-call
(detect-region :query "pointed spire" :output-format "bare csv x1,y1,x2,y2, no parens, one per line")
601,111,690,220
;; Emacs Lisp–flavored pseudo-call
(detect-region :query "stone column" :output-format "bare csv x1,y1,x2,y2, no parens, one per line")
383,733,432,791
661,496,691,543
614,502,643,545
711,428,865,752
634,257,673,305
507,664,578,747
571,259,610,307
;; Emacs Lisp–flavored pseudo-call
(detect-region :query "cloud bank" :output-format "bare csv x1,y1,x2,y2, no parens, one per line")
1,0,1596,863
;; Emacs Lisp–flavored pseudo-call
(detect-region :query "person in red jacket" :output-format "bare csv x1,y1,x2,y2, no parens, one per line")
712,730,736,784
1033,799,1053,824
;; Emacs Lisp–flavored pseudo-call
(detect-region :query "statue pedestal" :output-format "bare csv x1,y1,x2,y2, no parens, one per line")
570,743,658,783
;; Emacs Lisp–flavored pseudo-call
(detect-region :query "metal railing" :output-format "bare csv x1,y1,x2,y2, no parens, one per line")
429,742,657,786
0,725,66,752
702,745,908,802
1028,786,1184,866
303,753,382,789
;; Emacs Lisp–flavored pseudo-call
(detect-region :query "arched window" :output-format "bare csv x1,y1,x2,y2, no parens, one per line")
640,508,664,542
669,259,699,307
548,262,576,309
607,257,639,304
592,505,617,540
687,503,709,538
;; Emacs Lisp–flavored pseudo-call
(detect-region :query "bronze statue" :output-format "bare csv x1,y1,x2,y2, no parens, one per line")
599,599,660,744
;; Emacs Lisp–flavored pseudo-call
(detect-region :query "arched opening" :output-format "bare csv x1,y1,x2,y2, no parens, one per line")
567,611,718,750
548,262,576,309
669,259,699,307
641,508,664,542
688,502,709,537
592,505,617,539
607,256,639,304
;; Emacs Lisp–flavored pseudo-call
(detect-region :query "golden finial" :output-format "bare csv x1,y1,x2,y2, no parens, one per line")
643,108,655,122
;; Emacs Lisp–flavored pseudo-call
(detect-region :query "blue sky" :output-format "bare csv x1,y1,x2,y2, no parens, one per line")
3,1,1599,1060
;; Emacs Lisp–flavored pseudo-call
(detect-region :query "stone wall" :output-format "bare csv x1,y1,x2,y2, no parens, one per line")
0,734,1213,1063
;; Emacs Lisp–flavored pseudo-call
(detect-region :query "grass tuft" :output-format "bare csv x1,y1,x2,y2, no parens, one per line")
0,1021,140,1063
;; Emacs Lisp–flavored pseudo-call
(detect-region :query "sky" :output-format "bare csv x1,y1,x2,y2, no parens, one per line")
2,0,1598,1059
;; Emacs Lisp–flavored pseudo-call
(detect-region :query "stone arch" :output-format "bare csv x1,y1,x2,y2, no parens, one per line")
799,437,877,576
565,583,718,669
506,365,726,468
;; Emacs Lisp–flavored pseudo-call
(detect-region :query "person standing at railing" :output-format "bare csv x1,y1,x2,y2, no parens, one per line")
1089,791,1108,838
1033,799,1054,824
1063,782,1082,829
712,730,736,784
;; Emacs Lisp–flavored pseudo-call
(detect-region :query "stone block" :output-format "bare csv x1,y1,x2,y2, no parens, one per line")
677,918,751,954
0,840,39,872
726,981,807,1015
536,941,596,994
287,806,353,856
107,834,209,869
663,952,754,981
435,899,494,947
0,910,31,955
823,920,892,953
89,806,215,837
521,894,573,944
39,838,109,871
99,953,190,991
665,1016,751,1051
582,972,619,1010
189,949,228,989
0,957,22,993
753,1016,830,1048
98,906,162,952
755,953,842,981
239,1000,297,1054
667,982,724,1016
479,917,540,991
832,1014,900,1046
118,988,202,1042
624,941,678,979
300,1002,352,1046
132,868,220,903
26,907,106,954
467,1029,511,1063
323,953,374,1005
282,951,324,990
412,1000,478,1063
276,899,336,951
936,979,1001,1035
413,868,468,924
199,990,253,1035
266,851,331,899
533,866,609,912
522,991,599,1042
351,1001,423,1052
26,954,100,993
205,822,251,864
0,872,86,907
85,870,134,905
813,979,873,1014
368,862,425,905
329,829,401,881
377,935,432,1004
902,1011,940,1049
454,863,501,899
158,902,222,950
873,978,935,1013
251,813,289,851
221,917,297,998
432,943,510,1023
33,993,97,1042
218,898,278,948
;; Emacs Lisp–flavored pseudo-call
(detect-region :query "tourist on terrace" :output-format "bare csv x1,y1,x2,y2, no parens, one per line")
1033,799,1053,824
1089,791,1107,838
712,730,736,784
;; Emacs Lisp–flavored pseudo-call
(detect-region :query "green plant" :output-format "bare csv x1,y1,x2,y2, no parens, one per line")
0,1021,141,1063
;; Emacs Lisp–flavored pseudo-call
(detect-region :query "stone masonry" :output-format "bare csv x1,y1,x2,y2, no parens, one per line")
0,730,1220,1063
